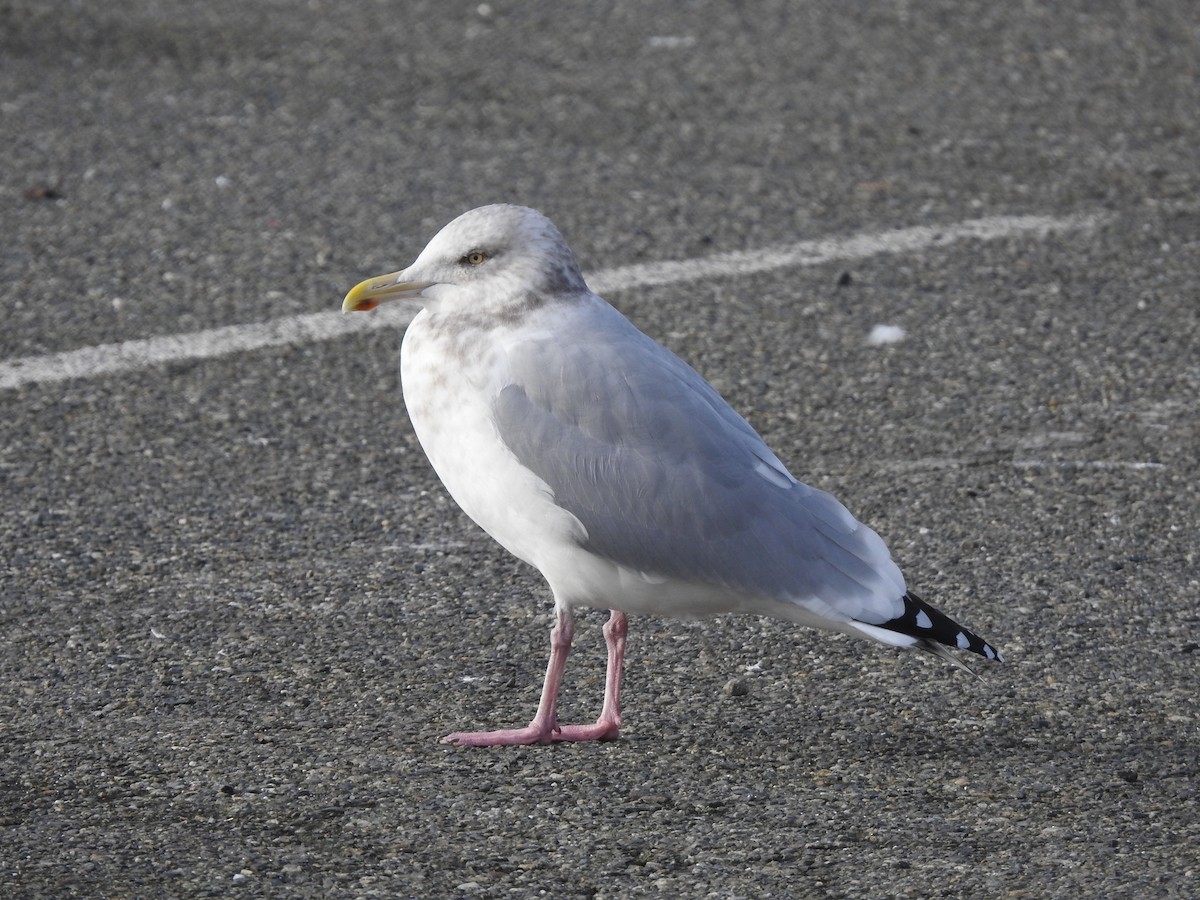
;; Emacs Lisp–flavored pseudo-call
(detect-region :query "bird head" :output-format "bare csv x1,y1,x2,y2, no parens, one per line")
342,204,587,316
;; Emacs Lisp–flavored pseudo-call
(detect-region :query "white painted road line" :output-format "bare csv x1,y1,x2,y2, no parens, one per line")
588,213,1108,294
0,212,1108,392
880,457,1168,473
1011,459,1167,470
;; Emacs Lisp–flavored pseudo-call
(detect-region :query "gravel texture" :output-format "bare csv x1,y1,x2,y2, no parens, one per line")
2,1,1198,897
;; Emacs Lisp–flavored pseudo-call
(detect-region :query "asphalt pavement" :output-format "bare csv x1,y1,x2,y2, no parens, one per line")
2,1,1198,897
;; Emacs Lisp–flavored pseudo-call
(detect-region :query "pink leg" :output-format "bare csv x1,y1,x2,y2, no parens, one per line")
441,608,628,747
555,609,626,741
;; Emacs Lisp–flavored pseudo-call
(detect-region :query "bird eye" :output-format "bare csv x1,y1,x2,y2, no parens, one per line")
463,251,488,266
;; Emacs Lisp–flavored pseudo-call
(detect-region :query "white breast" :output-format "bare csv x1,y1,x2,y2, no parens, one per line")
400,309,589,579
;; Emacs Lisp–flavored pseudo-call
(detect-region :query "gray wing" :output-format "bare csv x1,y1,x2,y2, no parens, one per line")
493,301,906,623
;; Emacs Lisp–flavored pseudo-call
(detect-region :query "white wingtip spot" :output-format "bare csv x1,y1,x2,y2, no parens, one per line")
915,610,933,629
956,631,970,649
984,645,996,660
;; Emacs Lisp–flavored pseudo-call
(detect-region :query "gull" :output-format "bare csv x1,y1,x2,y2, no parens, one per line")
342,204,1002,746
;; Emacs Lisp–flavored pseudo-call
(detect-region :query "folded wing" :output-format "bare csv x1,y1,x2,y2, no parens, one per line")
492,301,907,627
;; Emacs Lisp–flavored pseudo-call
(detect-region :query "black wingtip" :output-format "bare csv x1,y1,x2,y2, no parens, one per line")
883,591,1003,664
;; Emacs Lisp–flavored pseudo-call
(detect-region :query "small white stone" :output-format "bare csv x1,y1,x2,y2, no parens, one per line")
867,324,906,346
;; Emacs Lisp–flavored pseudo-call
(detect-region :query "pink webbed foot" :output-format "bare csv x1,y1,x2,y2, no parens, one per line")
441,609,628,748
440,713,621,747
